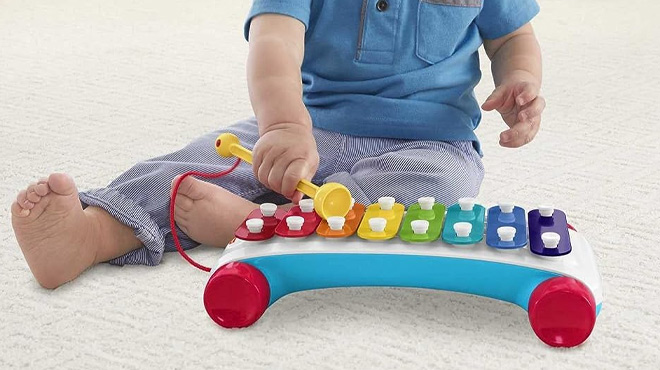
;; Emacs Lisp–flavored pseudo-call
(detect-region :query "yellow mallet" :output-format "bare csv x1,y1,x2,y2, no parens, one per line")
215,133,352,219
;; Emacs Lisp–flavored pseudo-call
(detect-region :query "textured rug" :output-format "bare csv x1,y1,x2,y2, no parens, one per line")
1,0,659,369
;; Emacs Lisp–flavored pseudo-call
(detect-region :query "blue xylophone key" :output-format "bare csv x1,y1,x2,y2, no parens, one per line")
486,202,528,249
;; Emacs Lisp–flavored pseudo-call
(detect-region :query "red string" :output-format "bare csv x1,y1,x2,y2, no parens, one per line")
169,158,242,272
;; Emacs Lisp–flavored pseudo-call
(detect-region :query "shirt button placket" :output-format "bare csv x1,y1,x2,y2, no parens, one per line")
356,0,398,64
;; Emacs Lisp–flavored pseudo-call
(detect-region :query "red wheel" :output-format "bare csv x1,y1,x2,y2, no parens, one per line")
203,262,270,328
528,277,596,347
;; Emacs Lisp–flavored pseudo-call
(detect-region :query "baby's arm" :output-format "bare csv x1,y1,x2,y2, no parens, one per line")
247,14,319,202
481,23,544,148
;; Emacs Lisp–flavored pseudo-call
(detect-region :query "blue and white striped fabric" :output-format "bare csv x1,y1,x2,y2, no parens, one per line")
79,117,484,266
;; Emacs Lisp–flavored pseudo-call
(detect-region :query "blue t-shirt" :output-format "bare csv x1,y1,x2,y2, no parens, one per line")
245,0,540,154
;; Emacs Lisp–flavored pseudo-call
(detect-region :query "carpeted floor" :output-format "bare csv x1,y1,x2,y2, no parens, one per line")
1,0,659,369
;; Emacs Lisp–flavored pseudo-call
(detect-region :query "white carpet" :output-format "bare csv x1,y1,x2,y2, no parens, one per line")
1,0,659,368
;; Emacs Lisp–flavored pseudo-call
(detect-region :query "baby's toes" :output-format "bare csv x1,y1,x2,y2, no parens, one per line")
11,200,30,217
34,181,50,197
17,189,35,210
26,184,42,203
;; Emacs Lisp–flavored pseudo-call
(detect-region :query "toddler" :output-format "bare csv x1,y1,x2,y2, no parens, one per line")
11,0,544,288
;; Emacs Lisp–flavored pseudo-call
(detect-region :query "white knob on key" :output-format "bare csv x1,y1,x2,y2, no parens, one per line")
498,202,514,214
497,226,516,242
454,222,472,237
458,197,476,211
246,218,264,233
286,216,305,231
378,197,395,211
260,203,277,217
539,205,555,218
369,217,387,233
411,220,430,235
299,199,314,213
418,197,435,211
542,232,561,248
327,216,346,231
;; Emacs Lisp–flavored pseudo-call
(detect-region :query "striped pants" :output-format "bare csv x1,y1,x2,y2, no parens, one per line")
79,118,484,266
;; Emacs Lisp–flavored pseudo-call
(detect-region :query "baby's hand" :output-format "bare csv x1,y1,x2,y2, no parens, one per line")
252,124,320,203
481,76,545,148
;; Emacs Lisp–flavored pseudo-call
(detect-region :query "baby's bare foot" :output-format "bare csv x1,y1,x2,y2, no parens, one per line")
11,173,99,289
173,177,257,247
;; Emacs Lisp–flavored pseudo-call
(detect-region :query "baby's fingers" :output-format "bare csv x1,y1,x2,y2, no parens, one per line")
482,85,508,111
515,82,540,106
267,159,288,195
281,159,310,200
517,96,546,123
291,191,304,204
256,154,275,189
499,115,541,148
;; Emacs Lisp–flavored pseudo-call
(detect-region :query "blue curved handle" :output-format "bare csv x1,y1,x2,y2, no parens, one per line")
243,253,560,311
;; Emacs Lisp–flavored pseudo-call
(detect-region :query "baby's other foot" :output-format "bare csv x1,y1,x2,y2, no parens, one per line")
172,176,257,247
11,174,99,288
